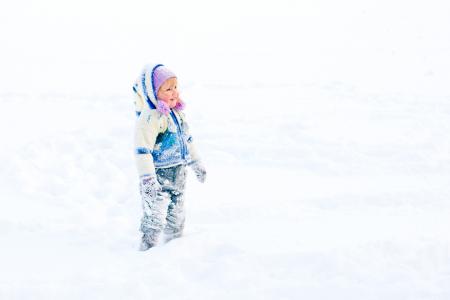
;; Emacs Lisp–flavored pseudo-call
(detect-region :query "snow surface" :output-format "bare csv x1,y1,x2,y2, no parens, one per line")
1,0,450,299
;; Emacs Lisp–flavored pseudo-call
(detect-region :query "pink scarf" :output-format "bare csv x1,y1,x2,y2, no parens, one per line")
156,100,185,116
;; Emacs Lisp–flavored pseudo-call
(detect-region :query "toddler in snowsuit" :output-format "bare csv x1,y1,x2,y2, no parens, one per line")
133,64,206,250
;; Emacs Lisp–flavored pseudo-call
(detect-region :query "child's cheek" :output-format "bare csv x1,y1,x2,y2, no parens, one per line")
161,95,170,103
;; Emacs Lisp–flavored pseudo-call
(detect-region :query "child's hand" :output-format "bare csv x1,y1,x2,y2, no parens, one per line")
141,175,162,198
189,161,207,183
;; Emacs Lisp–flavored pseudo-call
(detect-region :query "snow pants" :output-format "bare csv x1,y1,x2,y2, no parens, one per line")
140,164,187,247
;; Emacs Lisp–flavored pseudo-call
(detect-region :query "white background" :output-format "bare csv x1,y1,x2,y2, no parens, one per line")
1,0,450,299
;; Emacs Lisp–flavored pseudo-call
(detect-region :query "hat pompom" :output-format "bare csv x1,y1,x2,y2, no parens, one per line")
174,99,185,111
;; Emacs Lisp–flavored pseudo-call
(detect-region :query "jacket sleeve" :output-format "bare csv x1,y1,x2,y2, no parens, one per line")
187,135,202,164
134,107,166,177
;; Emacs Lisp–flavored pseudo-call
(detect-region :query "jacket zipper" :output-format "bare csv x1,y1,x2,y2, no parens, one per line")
170,110,187,160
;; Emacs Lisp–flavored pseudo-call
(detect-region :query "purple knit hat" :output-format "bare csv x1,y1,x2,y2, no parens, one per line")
152,65,176,97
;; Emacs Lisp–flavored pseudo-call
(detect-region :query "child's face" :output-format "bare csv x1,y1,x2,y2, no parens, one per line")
157,77,179,108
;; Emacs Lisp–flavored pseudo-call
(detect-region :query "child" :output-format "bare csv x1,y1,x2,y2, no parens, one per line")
133,63,206,250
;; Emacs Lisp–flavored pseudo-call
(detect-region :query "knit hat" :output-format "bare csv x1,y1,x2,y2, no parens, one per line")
153,65,176,96
133,64,183,116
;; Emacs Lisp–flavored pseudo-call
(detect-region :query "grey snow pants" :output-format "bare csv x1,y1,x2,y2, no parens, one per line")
140,164,187,246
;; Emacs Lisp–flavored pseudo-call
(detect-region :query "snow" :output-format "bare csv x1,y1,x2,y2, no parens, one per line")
1,0,450,299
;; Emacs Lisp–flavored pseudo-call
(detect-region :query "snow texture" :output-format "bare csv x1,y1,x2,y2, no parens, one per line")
1,0,450,299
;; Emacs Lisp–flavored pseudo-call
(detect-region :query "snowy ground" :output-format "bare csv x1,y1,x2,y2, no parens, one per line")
1,82,450,299
1,0,450,299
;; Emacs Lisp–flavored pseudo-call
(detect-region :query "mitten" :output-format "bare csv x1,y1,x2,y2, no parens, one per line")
140,174,162,199
189,161,207,183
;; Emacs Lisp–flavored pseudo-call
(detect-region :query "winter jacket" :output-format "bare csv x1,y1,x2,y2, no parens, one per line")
133,64,200,177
